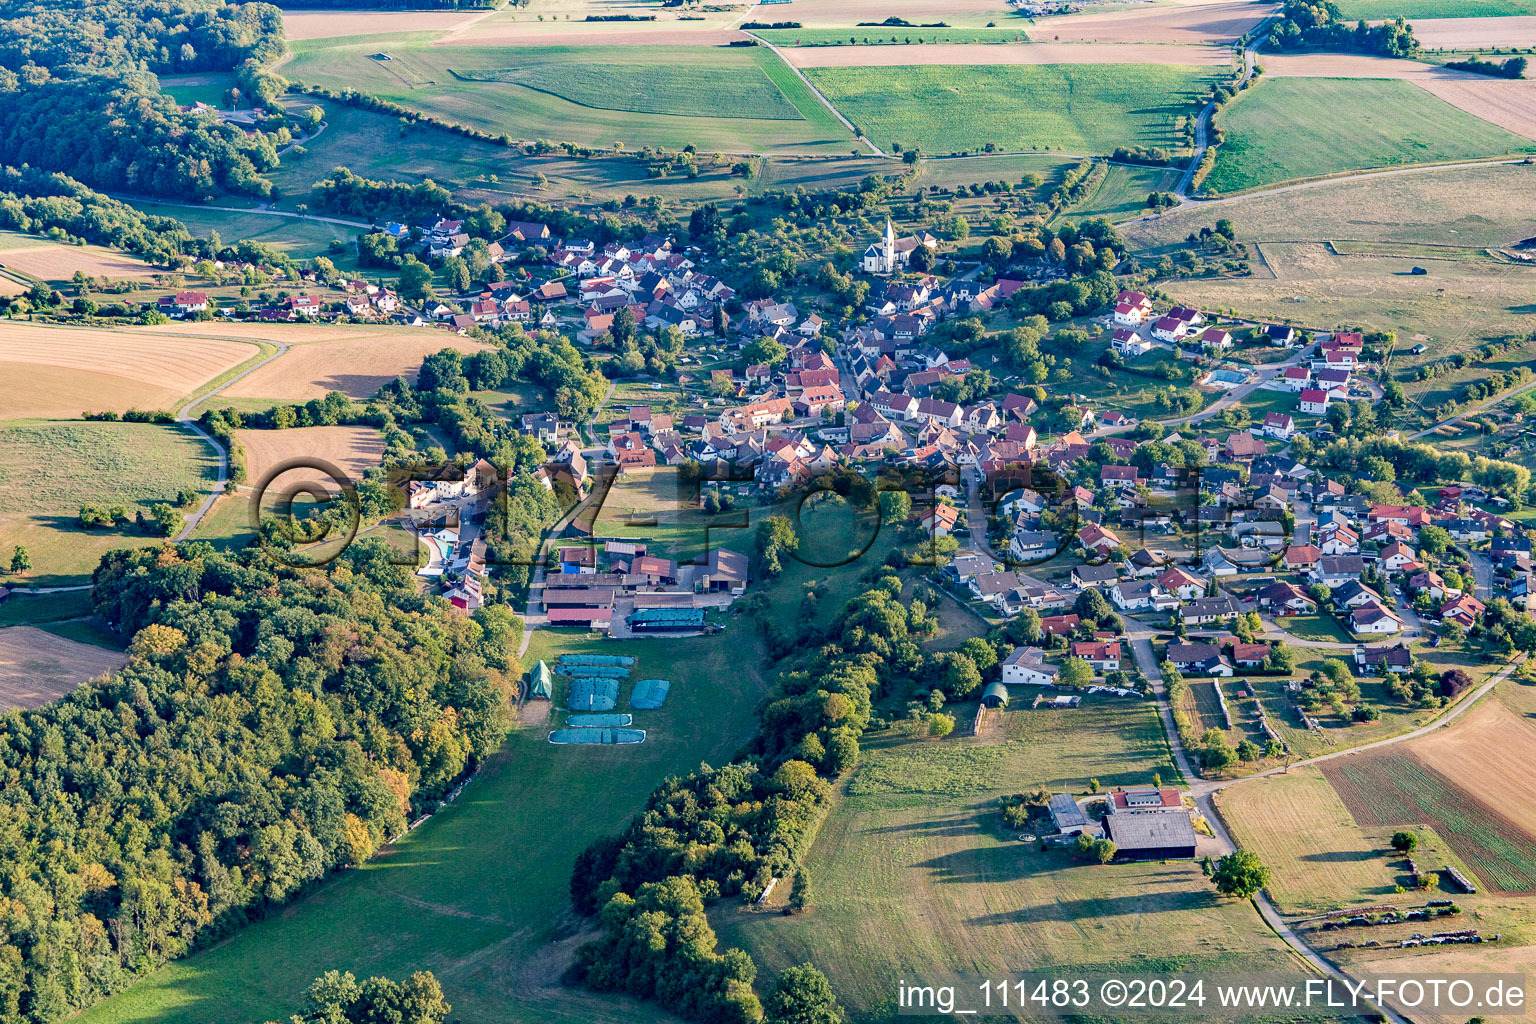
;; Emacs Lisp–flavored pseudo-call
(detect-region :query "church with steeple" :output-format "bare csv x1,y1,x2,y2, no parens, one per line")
861,218,938,276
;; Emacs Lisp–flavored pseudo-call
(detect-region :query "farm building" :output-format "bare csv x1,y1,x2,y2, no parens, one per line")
981,681,1009,708
1047,794,1091,835
1103,811,1197,860
526,661,553,701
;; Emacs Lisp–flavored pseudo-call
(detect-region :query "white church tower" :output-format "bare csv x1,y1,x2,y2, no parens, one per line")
861,218,899,275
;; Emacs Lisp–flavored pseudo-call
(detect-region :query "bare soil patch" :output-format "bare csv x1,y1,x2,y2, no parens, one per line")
0,625,126,710
282,8,487,41
1419,77,1536,141
0,241,160,283
236,425,387,486
0,322,259,419
783,41,1230,66
1040,0,1276,44
1408,14,1536,47
222,329,486,401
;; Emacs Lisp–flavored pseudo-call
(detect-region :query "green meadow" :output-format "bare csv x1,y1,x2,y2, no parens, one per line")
283,41,854,154
806,63,1218,157
1204,77,1535,193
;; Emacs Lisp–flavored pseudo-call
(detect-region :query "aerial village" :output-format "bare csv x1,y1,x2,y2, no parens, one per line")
144,206,1536,858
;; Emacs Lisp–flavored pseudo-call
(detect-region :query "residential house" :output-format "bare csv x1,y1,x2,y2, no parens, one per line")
1166,642,1232,676
1002,646,1059,686
1350,603,1404,634
1070,640,1121,672
1298,389,1330,416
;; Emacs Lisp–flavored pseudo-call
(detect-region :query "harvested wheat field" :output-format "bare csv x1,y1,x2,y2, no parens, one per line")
0,626,126,711
1409,14,1536,47
1351,943,1536,1024
282,8,489,41
221,329,487,401
1418,78,1536,141
236,425,386,487
784,41,1231,66
1037,0,1276,44
1217,766,1393,913
0,323,259,419
434,24,747,46
0,239,160,284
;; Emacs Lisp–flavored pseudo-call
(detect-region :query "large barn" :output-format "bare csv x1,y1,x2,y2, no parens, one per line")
1103,812,1197,861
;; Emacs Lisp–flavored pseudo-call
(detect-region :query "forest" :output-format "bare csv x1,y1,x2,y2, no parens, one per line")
0,542,522,1022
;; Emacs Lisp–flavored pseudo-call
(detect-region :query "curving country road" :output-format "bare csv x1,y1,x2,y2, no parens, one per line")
172,340,293,541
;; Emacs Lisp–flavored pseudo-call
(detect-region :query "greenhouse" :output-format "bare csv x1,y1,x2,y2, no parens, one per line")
629,679,671,709
548,728,647,745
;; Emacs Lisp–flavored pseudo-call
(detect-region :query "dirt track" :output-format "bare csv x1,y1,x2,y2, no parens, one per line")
1036,0,1276,44
783,41,1232,67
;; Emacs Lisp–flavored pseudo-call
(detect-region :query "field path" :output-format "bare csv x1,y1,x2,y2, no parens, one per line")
751,38,884,155
103,192,371,229
172,339,293,541
1179,12,1272,197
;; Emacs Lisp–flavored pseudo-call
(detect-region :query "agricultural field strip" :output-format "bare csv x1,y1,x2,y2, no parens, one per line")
0,626,127,711
1322,752,1536,892
0,323,260,394
781,42,1234,67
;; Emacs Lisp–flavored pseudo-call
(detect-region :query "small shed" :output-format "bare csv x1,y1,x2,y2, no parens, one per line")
527,660,554,701
981,681,1009,708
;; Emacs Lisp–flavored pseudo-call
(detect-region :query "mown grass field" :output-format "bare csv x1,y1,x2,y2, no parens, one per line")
75,625,773,1024
128,200,355,259
283,41,852,154
1335,0,1536,15
0,420,219,586
1058,160,1180,222
1124,161,1536,248
807,62,1215,156
274,100,767,209
1150,241,1536,397
716,702,1302,1022
1204,78,1535,193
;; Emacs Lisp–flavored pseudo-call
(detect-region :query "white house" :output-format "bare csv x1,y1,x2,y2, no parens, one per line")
1261,412,1295,440
1298,388,1330,416
1002,646,1058,686
1350,603,1404,635
1112,328,1152,358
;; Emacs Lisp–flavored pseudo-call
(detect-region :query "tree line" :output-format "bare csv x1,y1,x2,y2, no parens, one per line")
0,541,522,1022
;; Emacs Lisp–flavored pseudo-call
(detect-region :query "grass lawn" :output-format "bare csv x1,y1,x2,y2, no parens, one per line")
283,41,852,155
806,63,1217,157
1058,160,1180,223
0,420,220,586
1335,0,1536,15
127,201,354,260
76,625,773,1024
1278,614,1354,643
716,703,1296,1022
1124,161,1536,250
1204,77,1535,193
0,589,94,626
157,72,239,108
